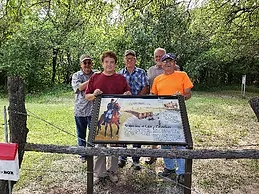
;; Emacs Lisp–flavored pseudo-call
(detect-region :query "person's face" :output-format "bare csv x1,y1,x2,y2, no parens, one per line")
102,56,116,74
80,59,92,74
154,50,166,67
124,54,136,69
162,59,175,74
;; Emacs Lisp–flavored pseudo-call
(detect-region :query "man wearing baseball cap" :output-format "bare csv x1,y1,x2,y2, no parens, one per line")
152,53,193,184
71,54,94,163
145,47,166,165
118,49,150,170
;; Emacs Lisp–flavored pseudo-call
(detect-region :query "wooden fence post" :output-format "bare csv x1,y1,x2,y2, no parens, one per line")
249,97,259,121
0,77,29,194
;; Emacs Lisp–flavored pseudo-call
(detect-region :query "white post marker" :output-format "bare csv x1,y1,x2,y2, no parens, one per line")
0,143,19,181
241,75,246,97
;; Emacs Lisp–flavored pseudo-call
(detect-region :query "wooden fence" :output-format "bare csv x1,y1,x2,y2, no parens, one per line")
1,77,258,194
25,143,259,159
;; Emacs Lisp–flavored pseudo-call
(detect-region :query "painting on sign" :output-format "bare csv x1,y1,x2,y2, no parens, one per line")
90,95,192,146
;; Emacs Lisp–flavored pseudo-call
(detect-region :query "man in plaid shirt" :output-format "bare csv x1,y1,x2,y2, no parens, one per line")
118,49,150,170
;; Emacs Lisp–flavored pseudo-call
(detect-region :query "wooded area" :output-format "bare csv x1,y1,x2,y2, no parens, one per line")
0,0,258,91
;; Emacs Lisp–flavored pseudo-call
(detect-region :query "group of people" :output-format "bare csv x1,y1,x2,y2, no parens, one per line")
71,48,193,185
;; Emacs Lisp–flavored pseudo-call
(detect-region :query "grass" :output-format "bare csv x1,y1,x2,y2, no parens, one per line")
187,90,259,194
0,87,259,193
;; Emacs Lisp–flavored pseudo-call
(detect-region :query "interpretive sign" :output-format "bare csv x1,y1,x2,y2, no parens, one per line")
87,95,193,194
89,95,193,147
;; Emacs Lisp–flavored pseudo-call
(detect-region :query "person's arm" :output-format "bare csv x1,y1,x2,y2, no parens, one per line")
85,93,96,101
138,85,150,95
183,72,193,100
184,88,192,100
138,71,150,95
85,75,100,101
85,89,103,101
78,81,89,91
173,88,192,100
71,72,81,93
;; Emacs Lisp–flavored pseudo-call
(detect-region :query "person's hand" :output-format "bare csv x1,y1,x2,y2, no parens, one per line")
93,89,103,96
123,91,131,95
173,91,182,96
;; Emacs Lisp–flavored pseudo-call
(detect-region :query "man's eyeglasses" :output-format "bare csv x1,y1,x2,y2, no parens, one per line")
83,61,92,65
125,57,136,61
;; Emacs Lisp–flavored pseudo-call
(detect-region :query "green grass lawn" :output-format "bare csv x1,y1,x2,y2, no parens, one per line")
0,88,258,193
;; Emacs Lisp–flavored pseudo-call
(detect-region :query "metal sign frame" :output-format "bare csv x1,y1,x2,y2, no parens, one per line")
88,95,193,148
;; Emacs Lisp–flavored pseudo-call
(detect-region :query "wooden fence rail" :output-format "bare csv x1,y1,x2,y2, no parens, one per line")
25,143,259,159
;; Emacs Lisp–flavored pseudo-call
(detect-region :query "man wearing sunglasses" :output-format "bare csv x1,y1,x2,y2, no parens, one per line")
71,54,94,163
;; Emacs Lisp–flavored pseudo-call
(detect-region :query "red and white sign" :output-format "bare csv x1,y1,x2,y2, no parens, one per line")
0,143,19,181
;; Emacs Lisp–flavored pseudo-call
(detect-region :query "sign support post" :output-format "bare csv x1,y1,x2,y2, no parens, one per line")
86,99,100,194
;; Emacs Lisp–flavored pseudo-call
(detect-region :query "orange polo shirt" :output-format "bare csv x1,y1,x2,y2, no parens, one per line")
151,71,193,95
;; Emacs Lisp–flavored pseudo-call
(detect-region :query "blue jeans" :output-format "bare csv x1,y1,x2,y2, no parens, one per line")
120,144,141,163
161,145,185,175
75,116,91,159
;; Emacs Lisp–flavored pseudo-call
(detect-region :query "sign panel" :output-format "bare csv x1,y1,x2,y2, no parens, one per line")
242,75,246,84
89,95,192,147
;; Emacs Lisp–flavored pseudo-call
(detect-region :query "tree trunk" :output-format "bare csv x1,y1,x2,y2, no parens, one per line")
249,97,259,121
0,77,29,194
0,70,7,89
65,49,72,84
51,48,58,85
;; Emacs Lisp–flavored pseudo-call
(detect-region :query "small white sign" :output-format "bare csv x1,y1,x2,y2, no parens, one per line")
0,143,19,181
242,75,246,84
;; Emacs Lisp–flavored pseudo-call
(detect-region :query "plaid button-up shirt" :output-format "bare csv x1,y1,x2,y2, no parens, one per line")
118,67,149,95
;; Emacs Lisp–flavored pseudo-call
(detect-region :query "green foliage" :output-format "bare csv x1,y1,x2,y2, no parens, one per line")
0,0,258,90
1,29,52,91
185,0,259,87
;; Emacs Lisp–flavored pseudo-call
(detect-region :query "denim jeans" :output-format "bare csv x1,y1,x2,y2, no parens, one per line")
120,144,141,163
75,116,91,159
161,145,185,175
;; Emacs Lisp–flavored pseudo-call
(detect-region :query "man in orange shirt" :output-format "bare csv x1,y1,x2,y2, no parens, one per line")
145,48,166,165
151,53,193,183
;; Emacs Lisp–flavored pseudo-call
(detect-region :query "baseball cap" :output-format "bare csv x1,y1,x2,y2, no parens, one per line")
161,53,176,62
124,49,136,57
80,54,92,63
